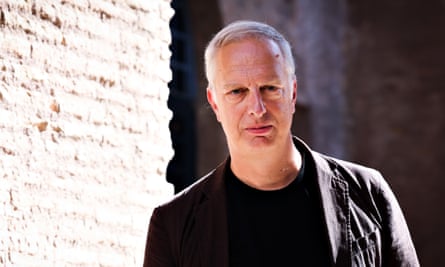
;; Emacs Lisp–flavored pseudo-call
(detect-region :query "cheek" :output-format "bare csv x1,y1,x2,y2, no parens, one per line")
272,100,295,119
283,99,295,113
221,105,244,128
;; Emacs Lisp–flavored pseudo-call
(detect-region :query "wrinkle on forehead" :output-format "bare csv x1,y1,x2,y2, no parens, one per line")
222,39,282,66
213,38,288,90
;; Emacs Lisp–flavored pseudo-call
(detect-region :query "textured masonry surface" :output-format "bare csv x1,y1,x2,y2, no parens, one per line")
0,0,174,266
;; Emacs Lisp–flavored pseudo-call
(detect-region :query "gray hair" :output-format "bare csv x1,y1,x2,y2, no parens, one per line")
204,20,296,89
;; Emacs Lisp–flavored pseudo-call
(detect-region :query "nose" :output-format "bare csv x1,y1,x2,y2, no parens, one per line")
248,89,266,117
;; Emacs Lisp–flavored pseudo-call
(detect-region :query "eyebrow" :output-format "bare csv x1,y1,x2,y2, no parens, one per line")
222,77,283,90
223,83,245,91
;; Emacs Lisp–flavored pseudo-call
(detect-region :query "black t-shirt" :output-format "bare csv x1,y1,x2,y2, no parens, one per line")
226,151,331,267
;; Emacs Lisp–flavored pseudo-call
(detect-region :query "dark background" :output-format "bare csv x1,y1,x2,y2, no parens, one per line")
167,0,445,266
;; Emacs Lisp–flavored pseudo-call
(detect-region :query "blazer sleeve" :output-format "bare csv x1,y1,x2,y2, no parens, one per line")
376,172,420,267
143,207,176,267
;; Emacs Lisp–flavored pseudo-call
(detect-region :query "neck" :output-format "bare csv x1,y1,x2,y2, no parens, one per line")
230,136,302,190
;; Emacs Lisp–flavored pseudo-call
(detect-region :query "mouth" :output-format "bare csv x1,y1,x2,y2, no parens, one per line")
245,125,273,135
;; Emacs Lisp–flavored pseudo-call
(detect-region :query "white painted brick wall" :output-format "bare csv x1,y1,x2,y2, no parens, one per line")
0,0,174,266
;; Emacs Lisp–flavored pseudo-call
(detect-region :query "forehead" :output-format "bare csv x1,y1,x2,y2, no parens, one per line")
214,38,286,82
216,38,282,66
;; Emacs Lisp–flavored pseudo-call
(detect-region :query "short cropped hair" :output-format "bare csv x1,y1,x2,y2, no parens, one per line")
204,20,295,89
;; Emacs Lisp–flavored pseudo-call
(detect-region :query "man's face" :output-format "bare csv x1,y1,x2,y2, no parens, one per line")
207,38,297,155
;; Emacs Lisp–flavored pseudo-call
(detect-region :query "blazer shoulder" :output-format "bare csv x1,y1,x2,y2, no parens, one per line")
316,152,385,191
156,159,227,213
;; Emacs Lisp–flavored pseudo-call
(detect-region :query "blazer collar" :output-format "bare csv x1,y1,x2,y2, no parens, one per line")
194,138,351,266
308,145,351,266
195,160,230,267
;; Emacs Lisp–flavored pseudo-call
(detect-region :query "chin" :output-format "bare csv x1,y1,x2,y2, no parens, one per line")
246,135,275,148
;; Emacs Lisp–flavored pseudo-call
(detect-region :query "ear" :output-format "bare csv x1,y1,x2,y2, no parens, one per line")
207,87,221,122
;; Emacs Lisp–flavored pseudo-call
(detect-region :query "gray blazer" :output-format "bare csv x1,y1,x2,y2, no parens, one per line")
143,138,419,267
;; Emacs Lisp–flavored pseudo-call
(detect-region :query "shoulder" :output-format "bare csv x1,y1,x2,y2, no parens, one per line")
311,151,395,219
313,151,386,193
294,136,384,190
295,138,419,265
154,159,227,217
312,151,401,223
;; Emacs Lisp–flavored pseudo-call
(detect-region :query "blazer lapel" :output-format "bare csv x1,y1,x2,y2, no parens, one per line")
194,161,230,267
190,140,352,267
313,152,351,266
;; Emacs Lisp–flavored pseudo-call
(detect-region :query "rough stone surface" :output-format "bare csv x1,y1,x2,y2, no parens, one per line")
0,0,174,266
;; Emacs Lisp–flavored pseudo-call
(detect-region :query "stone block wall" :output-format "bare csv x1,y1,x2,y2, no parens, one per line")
0,0,173,266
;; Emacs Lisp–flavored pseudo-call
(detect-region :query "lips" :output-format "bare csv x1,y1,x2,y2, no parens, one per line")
245,125,273,135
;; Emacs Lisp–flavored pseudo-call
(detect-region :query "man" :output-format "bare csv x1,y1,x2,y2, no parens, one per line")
143,20,419,267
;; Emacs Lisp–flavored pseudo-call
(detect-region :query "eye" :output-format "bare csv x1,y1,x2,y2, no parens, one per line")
225,88,247,102
260,85,283,99
261,85,279,92
230,88,245,95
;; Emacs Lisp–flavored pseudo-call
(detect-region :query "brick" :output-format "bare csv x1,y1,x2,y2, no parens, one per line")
1,0,174,265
